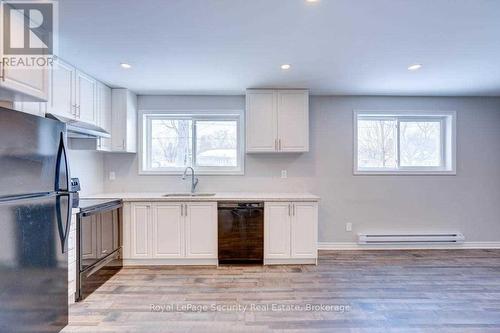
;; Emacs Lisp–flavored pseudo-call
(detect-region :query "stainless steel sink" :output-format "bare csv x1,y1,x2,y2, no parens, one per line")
163,193,216,197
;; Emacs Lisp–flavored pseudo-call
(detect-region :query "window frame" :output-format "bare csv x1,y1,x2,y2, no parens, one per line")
139,110,245,175
353,110,456,175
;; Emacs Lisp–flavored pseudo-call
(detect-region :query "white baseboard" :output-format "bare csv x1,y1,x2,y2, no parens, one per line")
264,258,317,265
318,241,500,250
123,258,218,266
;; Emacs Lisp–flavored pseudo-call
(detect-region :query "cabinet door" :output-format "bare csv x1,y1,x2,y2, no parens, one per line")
152,203,184,258
185,202,217,258
130,203,152,258
46,59,76,119
246,90,277,152
0,61,48,102
76,70,97,124
111,89,137,153
290,202,318,259
81,215,98,260
97,82,112,151
264,202,291,259
277,90,309,152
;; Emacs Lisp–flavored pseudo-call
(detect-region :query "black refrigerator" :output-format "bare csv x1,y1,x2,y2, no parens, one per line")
0,107,72,333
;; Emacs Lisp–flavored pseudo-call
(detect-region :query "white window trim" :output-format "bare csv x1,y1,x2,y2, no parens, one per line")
138,109,245,175
353,110,457,175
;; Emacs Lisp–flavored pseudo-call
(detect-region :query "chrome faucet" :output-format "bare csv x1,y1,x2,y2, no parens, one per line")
182,167,199,194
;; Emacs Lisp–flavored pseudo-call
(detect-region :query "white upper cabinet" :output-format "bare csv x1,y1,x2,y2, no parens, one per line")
75,70,97,125
246,90,277,152
0,64,49,102
277,90,309,152
111,89,137,153
0,3,48,102
46,59,98,126
246,89,309,153
96,82,112,151
46,59,76,119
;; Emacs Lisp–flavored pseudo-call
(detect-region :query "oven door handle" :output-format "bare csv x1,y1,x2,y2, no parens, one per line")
81,203,122,217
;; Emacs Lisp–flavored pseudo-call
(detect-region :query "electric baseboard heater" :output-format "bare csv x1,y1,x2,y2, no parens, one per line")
358,233,465,244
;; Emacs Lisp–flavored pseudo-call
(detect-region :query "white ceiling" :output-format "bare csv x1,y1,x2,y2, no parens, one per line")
59,0,500,96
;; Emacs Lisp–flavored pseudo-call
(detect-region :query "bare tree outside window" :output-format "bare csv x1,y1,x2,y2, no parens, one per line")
151,119,192,168
357,119,397,168
355,112,454,174
400,121,441,167
145,114,242,173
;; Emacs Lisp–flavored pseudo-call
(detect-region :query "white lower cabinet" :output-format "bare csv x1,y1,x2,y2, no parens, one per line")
123,200,317,266
124,202,217,264
153,203,184,258
185,202,218,258
290,202,318,259
130,203,152,258
265,202,318,264
264,202,291,259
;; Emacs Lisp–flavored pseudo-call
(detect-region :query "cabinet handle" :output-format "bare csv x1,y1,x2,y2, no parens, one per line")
293,204,295,216
180,204,183,217
184,204,188,217
288,204,291,216
279,139,281,151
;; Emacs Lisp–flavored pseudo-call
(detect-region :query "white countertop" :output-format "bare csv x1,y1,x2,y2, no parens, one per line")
83,192,320,202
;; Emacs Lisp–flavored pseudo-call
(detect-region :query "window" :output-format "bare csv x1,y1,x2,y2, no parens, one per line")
141,112,244,174
354,111,456,175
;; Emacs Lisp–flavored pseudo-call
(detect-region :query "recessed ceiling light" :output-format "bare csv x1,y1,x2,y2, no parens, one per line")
120,63,132,69
306,0,319,3
407,64,423,71
281,64,291,70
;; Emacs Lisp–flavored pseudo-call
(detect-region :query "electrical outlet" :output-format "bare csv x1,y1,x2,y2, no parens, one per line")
281,170,288,179
109,171,116,181
345,222,353,232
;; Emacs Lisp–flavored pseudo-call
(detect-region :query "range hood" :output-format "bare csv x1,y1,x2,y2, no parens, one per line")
46,113,111,138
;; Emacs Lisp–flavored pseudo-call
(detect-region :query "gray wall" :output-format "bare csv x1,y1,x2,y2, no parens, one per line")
103,95,500,243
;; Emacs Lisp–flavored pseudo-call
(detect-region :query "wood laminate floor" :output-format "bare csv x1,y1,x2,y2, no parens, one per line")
63,250,500,333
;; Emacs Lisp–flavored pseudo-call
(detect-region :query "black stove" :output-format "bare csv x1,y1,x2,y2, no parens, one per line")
76,198,123,301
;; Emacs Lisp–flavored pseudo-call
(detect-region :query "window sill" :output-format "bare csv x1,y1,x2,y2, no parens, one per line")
139,170,245,176
354,169,456,176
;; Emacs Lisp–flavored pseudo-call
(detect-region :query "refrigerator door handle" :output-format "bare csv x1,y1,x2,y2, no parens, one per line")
56,193,72,254
55,132,71,193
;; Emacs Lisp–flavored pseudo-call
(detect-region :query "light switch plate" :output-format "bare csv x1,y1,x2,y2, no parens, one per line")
345,222,352,232
109,171,116,181
281,170,288,179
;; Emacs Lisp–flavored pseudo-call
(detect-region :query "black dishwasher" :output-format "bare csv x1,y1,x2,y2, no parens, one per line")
218,202,264,264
